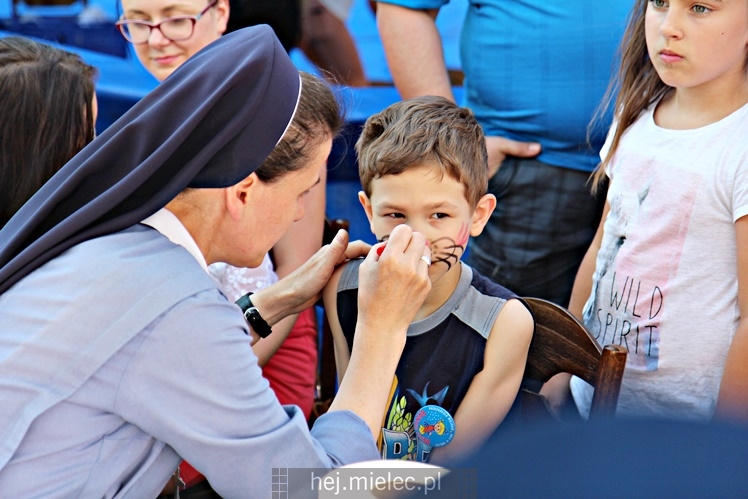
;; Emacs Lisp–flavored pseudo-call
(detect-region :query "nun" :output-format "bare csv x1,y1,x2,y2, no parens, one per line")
0,26,431,497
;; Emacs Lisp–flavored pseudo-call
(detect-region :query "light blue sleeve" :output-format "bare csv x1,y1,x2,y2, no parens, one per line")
376,0,450,12
114,288,379,498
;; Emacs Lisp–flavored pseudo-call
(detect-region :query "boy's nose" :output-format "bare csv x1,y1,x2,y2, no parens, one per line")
404,221,430,243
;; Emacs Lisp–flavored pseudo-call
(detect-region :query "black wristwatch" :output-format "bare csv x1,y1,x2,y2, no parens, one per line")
235,292,273,338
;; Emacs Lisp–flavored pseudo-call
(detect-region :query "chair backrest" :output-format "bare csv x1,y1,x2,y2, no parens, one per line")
521,297,627,420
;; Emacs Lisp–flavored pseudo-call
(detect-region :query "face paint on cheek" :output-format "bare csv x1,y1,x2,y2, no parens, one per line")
430,236,464,270
430,223,470,269
456,223,469,247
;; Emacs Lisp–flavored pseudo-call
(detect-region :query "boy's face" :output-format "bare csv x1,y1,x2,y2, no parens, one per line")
359,163,495,284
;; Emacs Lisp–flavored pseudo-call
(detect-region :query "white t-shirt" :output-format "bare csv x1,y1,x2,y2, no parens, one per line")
317,0,354,22
209,254,278,301
571,101,748,421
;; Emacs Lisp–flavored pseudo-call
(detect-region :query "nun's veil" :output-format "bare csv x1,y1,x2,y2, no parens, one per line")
0,26,301,294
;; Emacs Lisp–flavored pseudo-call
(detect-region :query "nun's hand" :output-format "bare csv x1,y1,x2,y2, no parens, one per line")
325,224,431,436
355,224,432,347
249,229,371,324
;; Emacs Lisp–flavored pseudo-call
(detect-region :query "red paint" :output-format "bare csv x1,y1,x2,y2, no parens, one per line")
456,223,469,247
376,240,429,256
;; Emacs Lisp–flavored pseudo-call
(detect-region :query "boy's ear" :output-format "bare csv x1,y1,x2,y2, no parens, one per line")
358,190,376,228
470,193,497,237
225,172,258,220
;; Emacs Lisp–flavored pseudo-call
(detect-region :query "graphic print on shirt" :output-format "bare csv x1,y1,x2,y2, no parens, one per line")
379,378,454,462
583,165,699,371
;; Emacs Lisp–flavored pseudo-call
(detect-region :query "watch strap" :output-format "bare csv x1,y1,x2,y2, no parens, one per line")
236,292,272,338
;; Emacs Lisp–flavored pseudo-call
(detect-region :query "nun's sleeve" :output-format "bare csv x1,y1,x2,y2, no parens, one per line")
113,287,379,497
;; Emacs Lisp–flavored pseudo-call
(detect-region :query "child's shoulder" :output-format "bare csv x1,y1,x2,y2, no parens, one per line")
335,257,364,292
322,257,363,305
462,264,533,333
450,264,526,340
464,264,518,302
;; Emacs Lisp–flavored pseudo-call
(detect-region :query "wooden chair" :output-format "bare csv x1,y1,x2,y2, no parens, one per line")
521,297,627,421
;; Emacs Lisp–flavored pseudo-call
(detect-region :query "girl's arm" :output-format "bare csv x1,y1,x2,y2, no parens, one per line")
272,167,327,279
430,298,533,466
251,315,298,366
539,201,610,414
568,200,610,318
715,215,748,422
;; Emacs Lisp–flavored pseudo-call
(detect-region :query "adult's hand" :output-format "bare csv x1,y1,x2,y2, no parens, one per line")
486,135,541,178
356,224,432,339
250,230,369,325
329,224,432,437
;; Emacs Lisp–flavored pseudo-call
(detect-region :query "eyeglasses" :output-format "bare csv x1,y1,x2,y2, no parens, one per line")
116,0,218,44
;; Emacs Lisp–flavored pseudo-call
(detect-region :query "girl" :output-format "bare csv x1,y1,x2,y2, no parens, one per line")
568,0,748,422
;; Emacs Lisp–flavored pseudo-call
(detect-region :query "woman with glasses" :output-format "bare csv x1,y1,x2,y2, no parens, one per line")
118,0,326,460
117,0,227,82
0,26,432,497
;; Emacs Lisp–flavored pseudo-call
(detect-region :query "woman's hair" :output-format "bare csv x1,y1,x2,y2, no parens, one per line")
254,71,343,183
356,95,488,209
591,0,669,190
0,36,97,228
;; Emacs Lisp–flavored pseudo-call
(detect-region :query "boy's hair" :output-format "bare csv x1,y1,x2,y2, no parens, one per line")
356,95,488,209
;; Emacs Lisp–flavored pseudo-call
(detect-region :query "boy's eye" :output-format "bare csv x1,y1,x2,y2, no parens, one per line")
431,213,449,219
385,212,405,219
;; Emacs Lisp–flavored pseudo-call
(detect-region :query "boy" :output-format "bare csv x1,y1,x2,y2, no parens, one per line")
322,96,534,465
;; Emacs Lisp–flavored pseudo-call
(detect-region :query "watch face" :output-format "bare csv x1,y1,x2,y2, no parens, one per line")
244,307,271,337
244,307,260,323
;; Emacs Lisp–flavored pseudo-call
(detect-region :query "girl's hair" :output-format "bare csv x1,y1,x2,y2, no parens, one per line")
0,36,97,228
591,0,671,190
254,71,343,183
356,95,488,209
